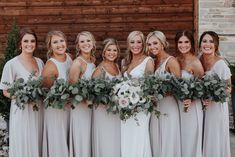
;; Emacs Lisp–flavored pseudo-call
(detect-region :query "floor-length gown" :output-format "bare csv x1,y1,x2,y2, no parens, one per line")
202,60,231,157
179,70,203,157
0,56,44,157
121,56,152,157
92,67,121,157
69,57,96,157
43,54,72,157
150,56,181,157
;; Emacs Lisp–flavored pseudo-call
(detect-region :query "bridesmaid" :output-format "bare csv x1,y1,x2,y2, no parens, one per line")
69,31,96,157
92,38,121,157
0,28,44,157
200,31,231,157
175,30,204,157
42,30,72,157
146,31,181,157
121,31,154,157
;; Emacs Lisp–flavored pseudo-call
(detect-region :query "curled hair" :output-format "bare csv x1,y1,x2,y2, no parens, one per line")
45,30,67,59
146,31,169,55
122,31,145,71
199,31,220,55
175,30,195,56
102,38,120,63
75,31,96,57
17,28,37,54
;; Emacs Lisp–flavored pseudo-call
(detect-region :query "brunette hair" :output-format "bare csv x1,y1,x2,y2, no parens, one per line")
17,28,37,54
175,30,195,56
199,31,220,55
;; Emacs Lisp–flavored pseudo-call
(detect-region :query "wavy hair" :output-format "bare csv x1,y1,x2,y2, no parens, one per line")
102,38,120,63
17,27,38,54
45,30,67,59
122,31,145,71
75,31,96,57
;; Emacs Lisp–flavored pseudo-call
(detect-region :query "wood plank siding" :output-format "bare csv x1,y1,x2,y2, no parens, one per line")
0,0,197,62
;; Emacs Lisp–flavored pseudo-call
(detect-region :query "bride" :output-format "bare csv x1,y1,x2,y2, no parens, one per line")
121,31,154,157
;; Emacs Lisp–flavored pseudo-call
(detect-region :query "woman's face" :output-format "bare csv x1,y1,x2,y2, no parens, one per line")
50,35,67,55
200,34,216,55
21,34,36,54
177,36,191,54
147,35,163,56
129,35,143,55
78,35,93,54
103,44,118,62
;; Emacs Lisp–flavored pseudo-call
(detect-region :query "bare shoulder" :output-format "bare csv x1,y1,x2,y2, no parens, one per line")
92,66,103,78
43,60,57,74
168,56,179,67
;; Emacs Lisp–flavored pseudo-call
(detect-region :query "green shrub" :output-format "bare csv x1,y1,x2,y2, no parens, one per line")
0,20,19,120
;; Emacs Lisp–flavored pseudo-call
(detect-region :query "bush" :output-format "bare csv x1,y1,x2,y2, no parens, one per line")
0,20,19,120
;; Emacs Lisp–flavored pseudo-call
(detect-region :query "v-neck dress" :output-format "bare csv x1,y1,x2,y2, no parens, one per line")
202,60,231,157
92,66,121,157
0,56,44,157
150,56,181,157
69,57,96,157
121,56,153,157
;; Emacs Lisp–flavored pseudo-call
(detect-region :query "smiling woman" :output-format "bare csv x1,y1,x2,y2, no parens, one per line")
42,30,72,157
0,28,44,157
200,31,231,157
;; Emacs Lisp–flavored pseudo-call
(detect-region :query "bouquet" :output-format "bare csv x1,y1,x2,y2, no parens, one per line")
171,76,204,112
44,78,72,109
69,79,90,108
4,75,45,111
111,78,152,121
88,77,121,110
201,72,230,109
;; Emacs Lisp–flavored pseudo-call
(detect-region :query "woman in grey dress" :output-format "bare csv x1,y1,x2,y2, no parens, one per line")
200,31,231,157
69,31,96,157
92,38,121,157
146,31,181,157
0,28,44,157
42,30,72,157
175,30,204,157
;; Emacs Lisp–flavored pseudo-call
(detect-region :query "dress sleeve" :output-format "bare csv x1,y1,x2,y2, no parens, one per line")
214,60,231,80
0,60,16,90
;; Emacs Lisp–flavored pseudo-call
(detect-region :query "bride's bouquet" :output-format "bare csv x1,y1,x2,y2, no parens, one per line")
111,78,151,121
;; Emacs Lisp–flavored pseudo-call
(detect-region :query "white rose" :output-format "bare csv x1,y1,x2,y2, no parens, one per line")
129,92,140,104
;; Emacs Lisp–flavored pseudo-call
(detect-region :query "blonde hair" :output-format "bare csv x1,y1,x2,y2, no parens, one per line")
146,31,169,54
45,30,67,59
102,38,120,63
75,31,96,57
122,31,146,71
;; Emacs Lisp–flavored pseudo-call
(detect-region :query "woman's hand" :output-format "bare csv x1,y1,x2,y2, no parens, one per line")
183,99,192,112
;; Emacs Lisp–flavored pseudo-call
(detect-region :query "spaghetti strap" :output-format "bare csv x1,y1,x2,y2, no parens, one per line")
77,56,88,64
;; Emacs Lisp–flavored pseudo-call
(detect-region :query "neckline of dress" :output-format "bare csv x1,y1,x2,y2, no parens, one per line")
16,56,40,77
126,56,149,75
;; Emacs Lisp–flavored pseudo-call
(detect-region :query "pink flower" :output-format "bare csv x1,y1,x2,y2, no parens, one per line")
119,97,129,108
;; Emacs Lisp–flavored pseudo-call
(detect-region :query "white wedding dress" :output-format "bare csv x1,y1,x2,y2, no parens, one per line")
121,56,152,157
